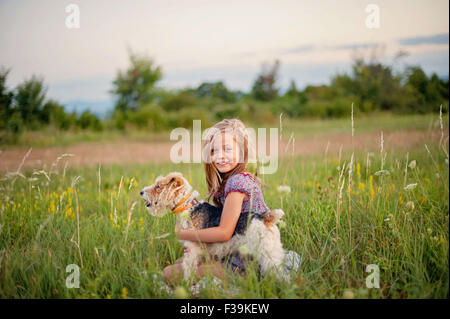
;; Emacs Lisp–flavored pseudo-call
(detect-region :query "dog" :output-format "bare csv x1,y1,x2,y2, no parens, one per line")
140,172,289,282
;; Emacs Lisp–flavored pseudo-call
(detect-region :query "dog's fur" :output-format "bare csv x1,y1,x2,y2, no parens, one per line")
140,172,289,282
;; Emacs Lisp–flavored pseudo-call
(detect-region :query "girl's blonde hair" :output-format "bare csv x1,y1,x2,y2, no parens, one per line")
203,118,260,206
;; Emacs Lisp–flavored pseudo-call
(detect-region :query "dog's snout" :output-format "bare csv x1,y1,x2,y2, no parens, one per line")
140,191,144,196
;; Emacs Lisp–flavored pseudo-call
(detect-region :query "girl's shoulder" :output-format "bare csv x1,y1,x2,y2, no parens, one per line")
224,172,259,198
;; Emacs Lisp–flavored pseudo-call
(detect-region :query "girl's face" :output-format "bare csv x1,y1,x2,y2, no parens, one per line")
211,132,240,173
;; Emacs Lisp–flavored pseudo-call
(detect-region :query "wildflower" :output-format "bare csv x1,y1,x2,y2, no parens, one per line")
238,244,250,256
179,210,190,220
405,201,414,211
277,185,291,195
138,217,143,227
374,170,390,176
408,160,416,169
343,289,354,299
106,294,111,299
404,183,417,191
173,286,189,299
359,182,365,192
369,175,374,201
121,287,128,299
357,163,361,180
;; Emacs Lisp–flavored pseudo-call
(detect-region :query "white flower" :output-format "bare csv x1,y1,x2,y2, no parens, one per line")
179,210,190,220
343,289,354,299
238,244,250,256
405,201,415,211
408,160,416,169
445,159,449,165
277,185,291,195
374,170,390,176
173,286,189,299
404,183,417,191
277,220,286,229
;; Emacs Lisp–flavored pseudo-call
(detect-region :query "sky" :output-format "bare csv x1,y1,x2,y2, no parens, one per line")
0,0,448,116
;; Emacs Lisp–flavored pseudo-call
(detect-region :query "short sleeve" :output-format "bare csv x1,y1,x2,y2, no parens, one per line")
223,173,256,201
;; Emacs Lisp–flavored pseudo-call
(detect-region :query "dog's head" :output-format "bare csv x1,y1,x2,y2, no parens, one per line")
140,172,193,217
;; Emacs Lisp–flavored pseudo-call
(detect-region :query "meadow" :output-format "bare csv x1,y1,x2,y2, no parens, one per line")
0,113,448,299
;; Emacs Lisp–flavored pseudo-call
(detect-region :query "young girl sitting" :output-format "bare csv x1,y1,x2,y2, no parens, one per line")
162,118,271,285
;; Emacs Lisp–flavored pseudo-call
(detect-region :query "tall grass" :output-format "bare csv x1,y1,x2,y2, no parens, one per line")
0,115,448,299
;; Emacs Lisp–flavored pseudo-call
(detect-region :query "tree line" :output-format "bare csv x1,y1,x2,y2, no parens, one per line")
1,50,448,139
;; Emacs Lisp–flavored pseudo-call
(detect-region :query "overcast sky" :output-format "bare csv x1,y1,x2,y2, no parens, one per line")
0,0,448,114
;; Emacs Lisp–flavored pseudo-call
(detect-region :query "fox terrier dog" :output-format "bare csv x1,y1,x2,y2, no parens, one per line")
140,172,289,282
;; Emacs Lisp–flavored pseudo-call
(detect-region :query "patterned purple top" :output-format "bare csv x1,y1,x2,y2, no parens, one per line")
214,172,270,215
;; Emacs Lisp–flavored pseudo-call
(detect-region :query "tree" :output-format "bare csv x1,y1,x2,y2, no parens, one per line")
77,110,102,131
14,75,47,129
251,59,280,101
110,50,162,112
195,81,236,102
41,99,74,130
285,79,298,97
0,67,14,129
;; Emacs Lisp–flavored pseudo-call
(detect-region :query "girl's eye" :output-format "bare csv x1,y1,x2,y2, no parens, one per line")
211,148,217,154
225,147,232,151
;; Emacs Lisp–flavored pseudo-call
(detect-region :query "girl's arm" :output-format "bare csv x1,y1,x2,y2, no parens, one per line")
176,192,246,243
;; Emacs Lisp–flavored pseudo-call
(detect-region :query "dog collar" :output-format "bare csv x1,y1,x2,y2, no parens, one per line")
172,192,194,213
172,198,198,214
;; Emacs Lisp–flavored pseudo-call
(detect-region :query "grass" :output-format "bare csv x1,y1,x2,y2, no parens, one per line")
0,113,448,299
1,112,447,149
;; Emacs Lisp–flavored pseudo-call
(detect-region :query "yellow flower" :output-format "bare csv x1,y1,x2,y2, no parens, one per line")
359,182,365,192
369,175,374,201
357,163,361,180
106,294,111,299
121,287,128,299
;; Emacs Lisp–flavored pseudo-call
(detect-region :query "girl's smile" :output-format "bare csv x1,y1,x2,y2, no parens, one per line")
211,132,240,173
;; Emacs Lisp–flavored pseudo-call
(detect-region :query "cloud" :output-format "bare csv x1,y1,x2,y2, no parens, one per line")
281,45,316,55
398,33,449,46
330,42,384,51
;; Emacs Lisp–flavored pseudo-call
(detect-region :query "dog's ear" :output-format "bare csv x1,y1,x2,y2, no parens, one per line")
168,174,184,188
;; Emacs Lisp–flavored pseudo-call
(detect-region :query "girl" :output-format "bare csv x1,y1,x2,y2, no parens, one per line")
162,118,271,285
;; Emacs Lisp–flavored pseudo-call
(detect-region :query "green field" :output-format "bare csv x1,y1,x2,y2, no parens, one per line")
0,114,448,299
